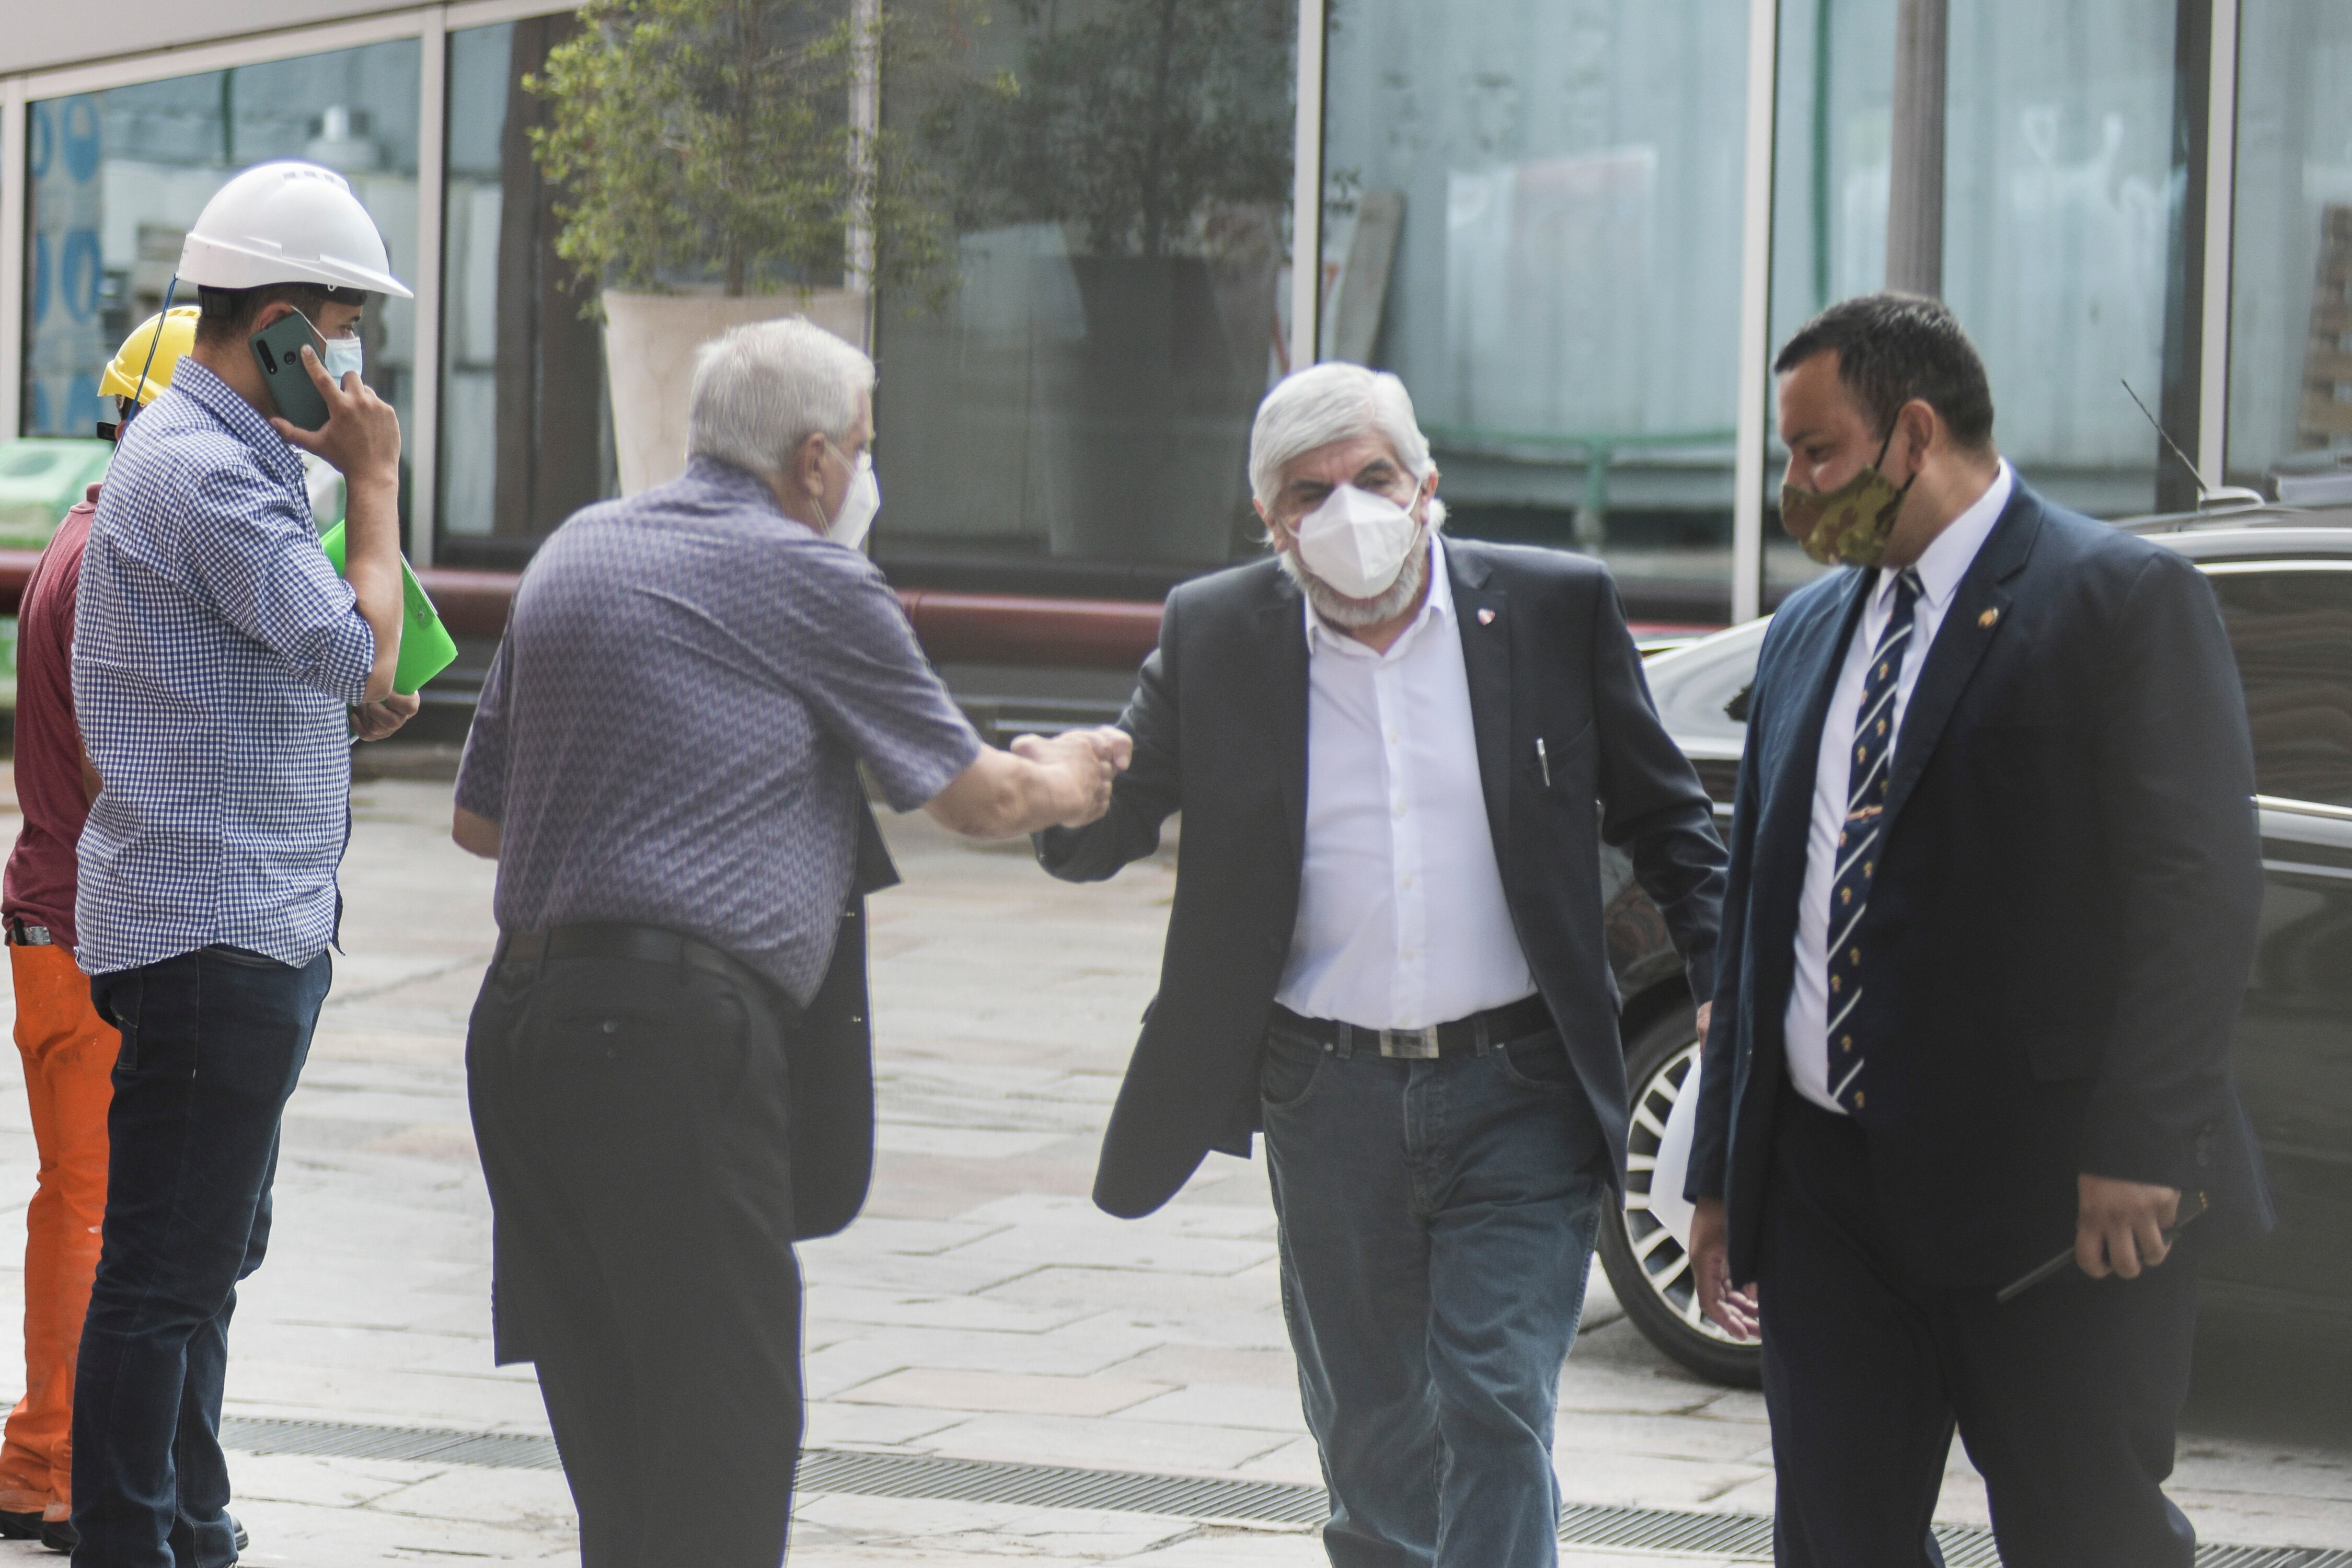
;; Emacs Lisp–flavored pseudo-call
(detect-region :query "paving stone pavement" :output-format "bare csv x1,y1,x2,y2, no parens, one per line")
0,778,2332,1564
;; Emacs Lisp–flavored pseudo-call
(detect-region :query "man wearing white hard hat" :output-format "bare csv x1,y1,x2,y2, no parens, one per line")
70,160,416,1568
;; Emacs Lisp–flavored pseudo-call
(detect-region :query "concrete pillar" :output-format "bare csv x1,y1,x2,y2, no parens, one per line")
1885,0,1947,297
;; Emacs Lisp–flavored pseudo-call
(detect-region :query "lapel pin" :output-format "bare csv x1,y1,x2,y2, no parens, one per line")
1477,607,1497,626
1978,608,2000,629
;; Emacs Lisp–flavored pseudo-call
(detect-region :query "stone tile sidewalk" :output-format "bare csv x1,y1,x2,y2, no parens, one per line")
0,780,2335,1564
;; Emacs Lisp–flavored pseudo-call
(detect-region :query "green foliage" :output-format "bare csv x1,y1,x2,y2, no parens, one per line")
921,0,1294,259
529,0,958,299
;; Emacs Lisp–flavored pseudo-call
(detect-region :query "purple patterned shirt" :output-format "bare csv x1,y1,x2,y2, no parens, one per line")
455,456,981,1004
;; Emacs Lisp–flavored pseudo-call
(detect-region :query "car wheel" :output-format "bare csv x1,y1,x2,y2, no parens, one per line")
1596,1005,1764,1389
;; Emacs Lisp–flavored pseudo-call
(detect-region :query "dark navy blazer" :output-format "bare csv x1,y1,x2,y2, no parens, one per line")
1686,481,2274,1288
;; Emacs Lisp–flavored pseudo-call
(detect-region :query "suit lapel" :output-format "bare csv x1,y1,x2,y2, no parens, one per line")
1256,575,1312,859
1880,488,2043,832
1751,569,1873,940
1768,569,1874,834
1450,544,1513,857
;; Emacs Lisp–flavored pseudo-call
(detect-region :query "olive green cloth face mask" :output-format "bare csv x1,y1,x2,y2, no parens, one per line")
1779,429,1917,568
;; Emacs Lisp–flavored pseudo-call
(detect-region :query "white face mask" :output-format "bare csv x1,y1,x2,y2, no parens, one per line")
1292,482,1423,600
820,442,881,550
294,309,365,383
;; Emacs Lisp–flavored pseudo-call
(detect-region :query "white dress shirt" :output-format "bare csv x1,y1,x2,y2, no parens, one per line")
1784,459,2015,1113
1275,535,1537,1030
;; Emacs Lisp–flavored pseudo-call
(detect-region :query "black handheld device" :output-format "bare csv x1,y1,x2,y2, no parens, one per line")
249,313,332,433
1996,1190,2209,1305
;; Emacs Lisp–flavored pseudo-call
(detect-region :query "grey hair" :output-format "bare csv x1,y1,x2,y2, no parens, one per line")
686,316,874,478
1248,362,1444,525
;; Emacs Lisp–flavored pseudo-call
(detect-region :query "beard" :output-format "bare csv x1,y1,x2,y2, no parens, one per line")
1279,525,1432,628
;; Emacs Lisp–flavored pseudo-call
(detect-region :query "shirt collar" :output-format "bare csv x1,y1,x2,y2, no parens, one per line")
684,454,813,531
1302,532,1454,655
168,359,306,489
1883,457,2014,613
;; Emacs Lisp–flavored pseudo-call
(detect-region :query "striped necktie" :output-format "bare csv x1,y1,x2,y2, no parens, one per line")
1827,568,1923,1115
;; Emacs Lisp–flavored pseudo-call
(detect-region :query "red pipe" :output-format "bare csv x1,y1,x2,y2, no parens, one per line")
0,555,1715,668
895,589,1163,669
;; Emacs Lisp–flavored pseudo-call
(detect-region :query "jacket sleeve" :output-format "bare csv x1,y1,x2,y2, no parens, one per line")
2080,551,2265,1189
1591,575,1728,1000
1035,589,1185,882
1684,702,1763,1204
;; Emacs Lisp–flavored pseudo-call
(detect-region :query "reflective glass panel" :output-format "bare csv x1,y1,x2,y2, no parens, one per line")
22,43,422,478
440,20,613,564
1766,0,1897,601
2228,0,2352,494
873,0,1296,595
1768,1,2194,601
1321,2,1751,625
2210,565,2352,809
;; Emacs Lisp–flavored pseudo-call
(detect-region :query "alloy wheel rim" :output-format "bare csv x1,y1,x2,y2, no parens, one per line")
1621,1037,1753,1347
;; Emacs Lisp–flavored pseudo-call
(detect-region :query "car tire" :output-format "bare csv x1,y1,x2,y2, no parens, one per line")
1596,1004,1765,1389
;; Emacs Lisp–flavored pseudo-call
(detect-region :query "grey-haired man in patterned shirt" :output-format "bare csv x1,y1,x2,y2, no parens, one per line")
452,317,1127,1568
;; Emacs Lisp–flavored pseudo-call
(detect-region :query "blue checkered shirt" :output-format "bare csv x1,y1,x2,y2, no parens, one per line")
73,359,376,976
455,456,982,1006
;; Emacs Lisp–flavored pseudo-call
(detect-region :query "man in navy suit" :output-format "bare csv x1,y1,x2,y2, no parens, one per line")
1685,294,2270,1567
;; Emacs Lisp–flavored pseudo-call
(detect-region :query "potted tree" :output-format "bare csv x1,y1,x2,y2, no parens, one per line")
531,0,950,493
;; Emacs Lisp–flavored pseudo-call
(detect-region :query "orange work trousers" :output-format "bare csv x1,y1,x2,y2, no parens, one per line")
0,942,115,1522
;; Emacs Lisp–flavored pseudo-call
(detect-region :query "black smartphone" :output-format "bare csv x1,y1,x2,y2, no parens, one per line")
249,313,331,432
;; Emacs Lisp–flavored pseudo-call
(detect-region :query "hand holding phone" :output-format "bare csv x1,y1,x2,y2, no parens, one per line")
249,312,332,432
253,325,401,488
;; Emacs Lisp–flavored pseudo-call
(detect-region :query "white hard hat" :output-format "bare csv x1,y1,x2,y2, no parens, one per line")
176,160,412,299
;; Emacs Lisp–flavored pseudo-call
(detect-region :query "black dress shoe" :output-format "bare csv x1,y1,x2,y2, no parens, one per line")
0,1508,41,1539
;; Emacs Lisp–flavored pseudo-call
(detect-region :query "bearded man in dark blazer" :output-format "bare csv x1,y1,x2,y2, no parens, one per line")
1033,362,1726,1568
1686,294,2272,1567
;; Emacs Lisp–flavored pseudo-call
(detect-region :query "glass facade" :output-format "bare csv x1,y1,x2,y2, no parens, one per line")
21,42,422,469
871,0,1297,595
1320,0,1753,625
1941,1,2186,518
0,1,2323,615
2227,0,2352,492
1766,0,1896,600
1769,0,2198,599
439,20,610,565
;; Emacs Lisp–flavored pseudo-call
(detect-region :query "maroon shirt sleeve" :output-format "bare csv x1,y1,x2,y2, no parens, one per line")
3,493,100,950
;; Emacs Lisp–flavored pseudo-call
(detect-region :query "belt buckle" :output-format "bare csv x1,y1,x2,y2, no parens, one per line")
1378,1025,1442,1059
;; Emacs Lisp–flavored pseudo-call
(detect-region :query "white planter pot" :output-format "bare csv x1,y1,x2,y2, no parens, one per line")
602,287,869,496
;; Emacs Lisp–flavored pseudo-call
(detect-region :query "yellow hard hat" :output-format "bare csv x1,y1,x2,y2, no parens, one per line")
98,305,202,405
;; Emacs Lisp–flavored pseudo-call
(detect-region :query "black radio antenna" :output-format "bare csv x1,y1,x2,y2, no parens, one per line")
2122,379,2264,511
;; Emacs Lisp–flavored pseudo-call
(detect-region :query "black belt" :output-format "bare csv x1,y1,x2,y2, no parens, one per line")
495,922,782,1011
1269,994,1553,1059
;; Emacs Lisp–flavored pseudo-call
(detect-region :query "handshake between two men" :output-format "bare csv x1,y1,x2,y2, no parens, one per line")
921,725,1133,840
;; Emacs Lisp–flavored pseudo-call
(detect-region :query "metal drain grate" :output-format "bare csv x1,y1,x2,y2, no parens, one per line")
794,1448,1330,1527
1554,1503,2011,1564
213,1416,2351,1565
220,1416,563,1471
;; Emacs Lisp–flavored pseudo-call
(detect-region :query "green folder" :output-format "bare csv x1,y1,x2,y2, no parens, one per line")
317,523,460,696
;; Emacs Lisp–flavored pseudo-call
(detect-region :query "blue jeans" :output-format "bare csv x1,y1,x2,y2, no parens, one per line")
74,947,330,1568
1260,1014,1607,1568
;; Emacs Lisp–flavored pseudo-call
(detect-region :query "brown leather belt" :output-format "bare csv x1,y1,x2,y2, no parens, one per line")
1269,993,1553,1059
